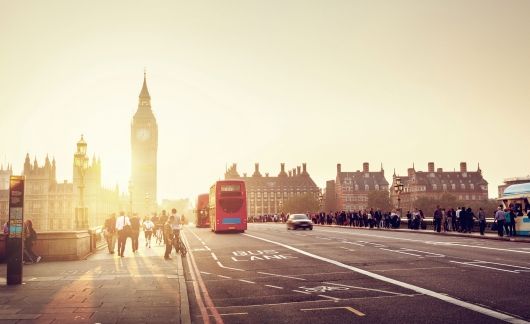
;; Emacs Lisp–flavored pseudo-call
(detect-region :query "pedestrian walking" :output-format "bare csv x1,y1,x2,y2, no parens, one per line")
478,208,486,235
130,214,141,253
494,206,506,237
116,211,131,257
433,205,442,233
509,209,517,236
23,220,41,264
163,215,176,260
104,214,117,254
143,217,154,248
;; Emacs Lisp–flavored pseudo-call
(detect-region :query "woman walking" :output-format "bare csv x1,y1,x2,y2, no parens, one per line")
24,220,41,263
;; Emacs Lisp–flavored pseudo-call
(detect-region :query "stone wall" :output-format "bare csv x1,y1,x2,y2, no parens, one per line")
0,231,95,262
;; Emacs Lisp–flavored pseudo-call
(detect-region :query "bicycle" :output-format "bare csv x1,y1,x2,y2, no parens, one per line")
172,234,187,257
154,225,164,245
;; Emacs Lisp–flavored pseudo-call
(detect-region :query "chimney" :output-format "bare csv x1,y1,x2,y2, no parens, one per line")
407,168,415,177
281,163,285,173
428,162,435,172
337,163,342,174
363,162,369,172
460,162,467,172
302,163,307,174
437,168,443,173
255,163,259,173
288,170,292,177
265,173,269,177
297,166,301,176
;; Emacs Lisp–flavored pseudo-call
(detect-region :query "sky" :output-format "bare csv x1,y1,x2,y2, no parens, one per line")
1,0,529,202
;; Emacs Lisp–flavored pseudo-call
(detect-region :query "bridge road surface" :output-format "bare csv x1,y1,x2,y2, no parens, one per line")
181,223,530,324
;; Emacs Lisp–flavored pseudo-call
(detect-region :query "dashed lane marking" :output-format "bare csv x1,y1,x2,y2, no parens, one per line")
257,271,306,281
379,248,423,257
238,279,256,284
400,248,444,257
211,252,219,261
217,275,232,279
301,306,365,317
318,295,341,302
245,233,530,324
318,229,530,255
265,285,284,290
200,271,211,275
293,289,311,295
216,261,245,272
323,282,410,296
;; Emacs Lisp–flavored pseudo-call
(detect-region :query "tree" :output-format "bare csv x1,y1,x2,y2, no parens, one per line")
367,191,392,211
283,193,319,214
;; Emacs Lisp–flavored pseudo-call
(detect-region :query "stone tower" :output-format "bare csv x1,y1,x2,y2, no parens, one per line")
131,71,158,216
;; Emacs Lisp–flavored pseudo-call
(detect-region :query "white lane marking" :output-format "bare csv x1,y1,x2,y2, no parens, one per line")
450,261,520,274
200,271,212,275
257,271,306,281
265,285,284,290
244,233,529,324
293,289,311,295
318,229,530,255
323,282,410,296
216,261,245,272
217,275,231,279
205,246,211,251
401,248,444,257
340,247,356,252
343,242,365,247
211,252,219,261
238,279,256,284
473,260,530,270
318,295,341,302
380,248,423,257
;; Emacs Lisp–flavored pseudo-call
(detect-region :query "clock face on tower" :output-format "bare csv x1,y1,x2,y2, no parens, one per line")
136,128,151,141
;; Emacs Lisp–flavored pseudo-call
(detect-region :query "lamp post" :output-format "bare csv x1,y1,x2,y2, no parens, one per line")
128,181,133,217
318,191,324,213
144,192,150,217
74,135,89,229
394,177,404,217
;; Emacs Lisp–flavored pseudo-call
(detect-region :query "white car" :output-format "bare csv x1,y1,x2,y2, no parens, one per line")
286,214,313,230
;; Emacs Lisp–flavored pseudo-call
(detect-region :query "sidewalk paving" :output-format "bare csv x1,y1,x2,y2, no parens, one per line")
0,234,190,324
314,223,530,243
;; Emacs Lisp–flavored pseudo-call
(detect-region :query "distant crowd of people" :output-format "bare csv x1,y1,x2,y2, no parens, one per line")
251,204,529,237
102,208,187,260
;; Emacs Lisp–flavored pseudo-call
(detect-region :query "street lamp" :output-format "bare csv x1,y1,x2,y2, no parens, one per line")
145,192,150,217
394,177,404,216
128,181,133,217
318,191,324,212
74,135,89,229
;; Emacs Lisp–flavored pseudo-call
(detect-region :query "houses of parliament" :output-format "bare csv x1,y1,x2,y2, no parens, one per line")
0,74,159,231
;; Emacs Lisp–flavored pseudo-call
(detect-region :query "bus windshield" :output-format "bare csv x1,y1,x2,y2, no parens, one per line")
220,198,243,213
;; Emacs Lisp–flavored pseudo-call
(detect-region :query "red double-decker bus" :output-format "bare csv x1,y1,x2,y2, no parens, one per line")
196,193,210,228
209,180,247,233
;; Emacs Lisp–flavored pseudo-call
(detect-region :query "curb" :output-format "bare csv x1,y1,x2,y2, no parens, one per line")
177,253,191,324
314,224,530,243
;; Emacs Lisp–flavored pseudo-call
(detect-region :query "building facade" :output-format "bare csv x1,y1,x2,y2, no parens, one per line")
224,163,320,218
390,162,489,211
131,72,158,216
0,140,122,232
0,165,12,223
333,162,389,211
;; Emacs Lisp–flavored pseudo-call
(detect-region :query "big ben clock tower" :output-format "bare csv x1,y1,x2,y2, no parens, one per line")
131,72,158,216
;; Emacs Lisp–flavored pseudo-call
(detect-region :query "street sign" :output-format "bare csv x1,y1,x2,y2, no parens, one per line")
7,176,24,285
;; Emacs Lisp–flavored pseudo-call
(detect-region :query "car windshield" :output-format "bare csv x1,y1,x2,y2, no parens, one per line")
291,215,308,220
